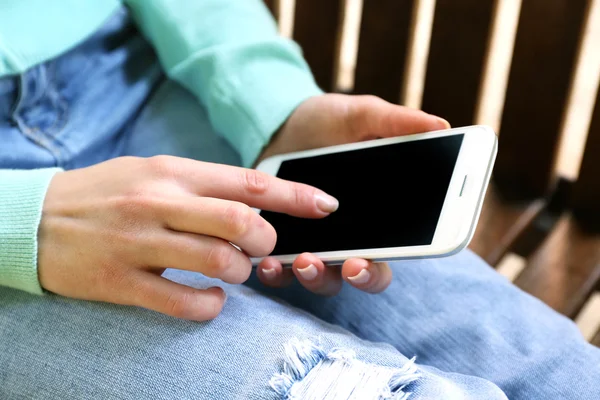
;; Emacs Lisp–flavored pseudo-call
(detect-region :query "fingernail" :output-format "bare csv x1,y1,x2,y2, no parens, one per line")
261,268,277,281
297,264,319,281
315,192,339,213
436,117,451,129
348,269,371,285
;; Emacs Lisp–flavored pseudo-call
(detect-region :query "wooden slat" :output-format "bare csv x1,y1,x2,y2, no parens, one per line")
293,0,345,91
592,327,600,347
420,0,497,127
514,215,600,319
353,0,417,103
469,183,545,266
263,0,280,19
572,91,600,231
494,0,590,200
574,292,600,341
509,177,572,258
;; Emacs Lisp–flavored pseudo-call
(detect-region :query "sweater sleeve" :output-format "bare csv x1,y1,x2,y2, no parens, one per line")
124,0,323,167
0,169,61,294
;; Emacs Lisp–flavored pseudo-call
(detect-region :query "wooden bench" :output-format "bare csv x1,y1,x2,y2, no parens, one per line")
264,0,600,342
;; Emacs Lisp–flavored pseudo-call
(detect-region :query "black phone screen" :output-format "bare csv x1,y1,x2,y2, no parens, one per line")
259,134,464,255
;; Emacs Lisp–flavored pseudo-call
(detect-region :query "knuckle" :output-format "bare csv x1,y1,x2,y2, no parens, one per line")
115,155,142,168
353,95,378,115
347,104,365,136
292,183,313,208
126,274,161,307
146,155,178,178
95,261,128,291
204,243,234,274
113,191,162,221
165,291,192,318
130,193,159,212
223,202,254,239
241,169,269,195
359,94,380,104
349,95,382,131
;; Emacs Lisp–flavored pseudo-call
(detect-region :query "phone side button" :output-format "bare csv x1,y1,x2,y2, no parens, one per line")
459,175,468,197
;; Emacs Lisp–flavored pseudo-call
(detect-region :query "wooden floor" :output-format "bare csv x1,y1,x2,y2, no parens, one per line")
469,184,600,344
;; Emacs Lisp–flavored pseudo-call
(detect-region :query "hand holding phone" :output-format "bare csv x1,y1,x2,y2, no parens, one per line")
253,125,497,266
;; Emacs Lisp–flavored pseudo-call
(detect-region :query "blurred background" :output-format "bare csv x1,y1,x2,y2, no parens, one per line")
265,0,600,346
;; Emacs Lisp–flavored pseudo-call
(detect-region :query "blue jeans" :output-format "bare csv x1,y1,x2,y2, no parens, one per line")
1,10,599,400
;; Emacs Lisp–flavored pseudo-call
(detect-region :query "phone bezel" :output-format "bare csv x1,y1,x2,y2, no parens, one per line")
252,125,498,265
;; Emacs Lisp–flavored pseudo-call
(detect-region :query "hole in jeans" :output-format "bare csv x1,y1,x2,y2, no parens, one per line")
270,338,420,400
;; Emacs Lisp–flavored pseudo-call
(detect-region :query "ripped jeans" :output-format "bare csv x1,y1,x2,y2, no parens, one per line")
1,10,600,400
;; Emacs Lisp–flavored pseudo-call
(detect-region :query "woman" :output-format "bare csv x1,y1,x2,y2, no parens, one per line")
1,1,599,399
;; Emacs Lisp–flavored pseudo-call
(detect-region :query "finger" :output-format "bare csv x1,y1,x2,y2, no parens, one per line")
257,257,295,288
347,95,450,139
129,271,226,321
341,259,392,293
197,163,339,218
142,231,252,284
292,253,342,296
148,157,338,218
159,197,276,257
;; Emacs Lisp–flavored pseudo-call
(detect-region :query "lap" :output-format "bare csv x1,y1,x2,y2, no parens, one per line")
247,250,600,399
0,272,505,399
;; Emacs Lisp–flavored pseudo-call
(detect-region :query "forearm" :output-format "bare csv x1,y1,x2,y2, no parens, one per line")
124,0,322,166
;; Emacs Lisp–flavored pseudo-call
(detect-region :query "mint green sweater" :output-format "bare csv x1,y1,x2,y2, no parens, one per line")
0,0,322,294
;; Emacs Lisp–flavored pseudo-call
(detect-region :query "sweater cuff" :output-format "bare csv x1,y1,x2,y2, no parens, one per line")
0,168,62,294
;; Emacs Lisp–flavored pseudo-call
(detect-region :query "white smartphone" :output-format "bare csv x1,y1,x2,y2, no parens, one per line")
252,125,497,266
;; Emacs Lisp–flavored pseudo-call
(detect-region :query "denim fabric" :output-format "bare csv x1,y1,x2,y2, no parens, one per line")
247,251,600,399
1,10,600,400
0,10,162,171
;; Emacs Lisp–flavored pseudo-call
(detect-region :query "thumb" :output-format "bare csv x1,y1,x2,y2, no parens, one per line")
347,95,450,139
